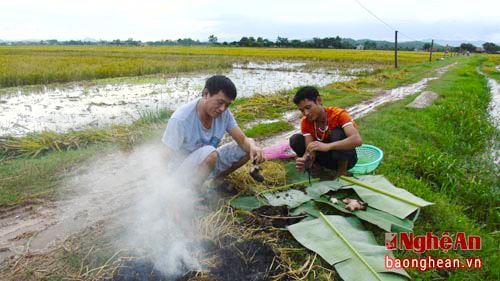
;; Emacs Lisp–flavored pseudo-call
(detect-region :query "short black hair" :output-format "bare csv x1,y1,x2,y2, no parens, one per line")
204,75,237,100
293,86,319,104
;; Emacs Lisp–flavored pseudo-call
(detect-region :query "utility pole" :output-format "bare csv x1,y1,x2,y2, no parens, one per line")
395,30,398,68
429,40,434,62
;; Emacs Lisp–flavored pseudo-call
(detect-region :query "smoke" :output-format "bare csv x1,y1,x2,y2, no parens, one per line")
56,141,205,277
116,142,205,276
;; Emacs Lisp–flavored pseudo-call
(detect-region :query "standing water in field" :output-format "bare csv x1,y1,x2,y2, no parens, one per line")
486,77,500,128
0,63,358,137
485,76,500,165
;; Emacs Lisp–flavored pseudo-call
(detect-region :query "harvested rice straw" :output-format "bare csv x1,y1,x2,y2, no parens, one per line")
227,160,287,193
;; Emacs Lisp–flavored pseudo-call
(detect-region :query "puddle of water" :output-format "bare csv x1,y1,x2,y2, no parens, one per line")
487,77,500,129
233,61,306,70
1,65,356,137
347,77,437,119
485,77,500,165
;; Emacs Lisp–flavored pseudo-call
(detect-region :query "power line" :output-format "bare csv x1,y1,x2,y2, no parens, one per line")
352,0,421,42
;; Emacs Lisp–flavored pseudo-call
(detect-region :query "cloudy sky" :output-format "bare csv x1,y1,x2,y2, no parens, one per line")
1,0,499,43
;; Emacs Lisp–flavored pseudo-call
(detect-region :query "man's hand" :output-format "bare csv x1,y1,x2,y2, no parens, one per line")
307,141,330,153
249,144,264,164
295,153,315,171
295,156,306,171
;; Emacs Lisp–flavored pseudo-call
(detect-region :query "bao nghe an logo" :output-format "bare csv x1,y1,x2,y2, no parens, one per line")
385,232,481,253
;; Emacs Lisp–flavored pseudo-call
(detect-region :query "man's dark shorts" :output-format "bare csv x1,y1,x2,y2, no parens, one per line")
289,128,357,170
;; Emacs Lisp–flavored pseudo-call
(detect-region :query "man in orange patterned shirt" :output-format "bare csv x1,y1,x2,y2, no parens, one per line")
289,86,362,178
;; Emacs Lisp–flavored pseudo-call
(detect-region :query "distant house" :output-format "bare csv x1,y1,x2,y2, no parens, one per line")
356,45,364,50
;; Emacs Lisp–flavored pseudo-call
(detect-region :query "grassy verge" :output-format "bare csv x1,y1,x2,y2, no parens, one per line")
244,121,293,139
357,56,499,280
0,143,115,206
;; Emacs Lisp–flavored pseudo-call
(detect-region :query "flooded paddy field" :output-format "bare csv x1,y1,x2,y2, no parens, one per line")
0,62,361,137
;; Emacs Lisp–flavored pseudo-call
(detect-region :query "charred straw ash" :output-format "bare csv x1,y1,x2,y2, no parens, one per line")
109,203,295,281
111,237,281,281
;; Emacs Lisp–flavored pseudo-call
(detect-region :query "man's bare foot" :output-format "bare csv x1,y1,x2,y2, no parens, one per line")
333,159,349,179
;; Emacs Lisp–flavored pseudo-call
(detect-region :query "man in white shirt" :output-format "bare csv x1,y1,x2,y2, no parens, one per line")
162,75,264,186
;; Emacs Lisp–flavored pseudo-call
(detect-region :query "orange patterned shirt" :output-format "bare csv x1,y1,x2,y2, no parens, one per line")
300,106,356,142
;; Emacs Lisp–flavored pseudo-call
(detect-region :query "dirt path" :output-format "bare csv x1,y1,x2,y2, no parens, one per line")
0,63,456,265
260,63,456,147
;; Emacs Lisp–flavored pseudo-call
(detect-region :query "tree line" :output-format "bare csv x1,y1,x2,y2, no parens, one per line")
2,36,499,53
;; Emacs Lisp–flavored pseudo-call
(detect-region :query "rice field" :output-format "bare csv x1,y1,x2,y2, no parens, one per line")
0,45,440,88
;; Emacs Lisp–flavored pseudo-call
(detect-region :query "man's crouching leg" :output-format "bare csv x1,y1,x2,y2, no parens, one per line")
176,146,218,190
211,141,250,186
198,150,218,180
327,128,357,178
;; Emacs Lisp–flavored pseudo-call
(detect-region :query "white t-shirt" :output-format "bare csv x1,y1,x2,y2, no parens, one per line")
162,98,237,155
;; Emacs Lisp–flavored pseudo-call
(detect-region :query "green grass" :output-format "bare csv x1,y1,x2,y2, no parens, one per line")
0,144,115,205
356,56,499,280
136,108,173,125
244,121,293,138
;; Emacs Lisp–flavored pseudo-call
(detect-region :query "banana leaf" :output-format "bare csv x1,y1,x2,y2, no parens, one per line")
289,200,321,218
339,175,433,219
305,180,344,198
285,161,310,183
230,196,267,211
288,215,410,281
291,198,413,232
314,197,414,232
262,189,312,208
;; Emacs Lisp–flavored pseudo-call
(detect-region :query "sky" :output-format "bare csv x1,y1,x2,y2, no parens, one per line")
1,0,499,44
